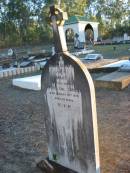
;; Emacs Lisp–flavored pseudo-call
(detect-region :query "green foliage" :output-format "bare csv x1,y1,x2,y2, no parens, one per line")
86,0,129,37
0,0,129,48
61,0,88,16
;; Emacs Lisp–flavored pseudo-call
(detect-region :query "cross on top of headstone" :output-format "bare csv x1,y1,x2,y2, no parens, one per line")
49,5,68,53
50,5,67,26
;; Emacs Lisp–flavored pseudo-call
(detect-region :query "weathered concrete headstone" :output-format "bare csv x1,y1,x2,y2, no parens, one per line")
40,5,100,173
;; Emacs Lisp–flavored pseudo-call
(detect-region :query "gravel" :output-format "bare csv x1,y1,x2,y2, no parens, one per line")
0,78,47,173
0,78,130,173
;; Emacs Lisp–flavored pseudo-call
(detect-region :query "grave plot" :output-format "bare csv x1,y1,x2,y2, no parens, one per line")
93,62,130,90
94,71,130,90
13,75,41,90
103,60,130,68
84,58,118,70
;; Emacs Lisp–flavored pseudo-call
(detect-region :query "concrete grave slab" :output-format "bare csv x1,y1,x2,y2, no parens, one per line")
12,75,41,90
95,71,130,90
72,49,95,56
84,59,118,69
103,60,130,68
119,64,130,72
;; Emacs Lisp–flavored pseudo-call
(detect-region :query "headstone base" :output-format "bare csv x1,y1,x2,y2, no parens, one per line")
37,158,78,173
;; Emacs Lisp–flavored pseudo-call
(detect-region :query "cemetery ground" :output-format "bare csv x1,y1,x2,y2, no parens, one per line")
93,44,130,59
0,43,130,60
0,43,130,173
0,76,130,173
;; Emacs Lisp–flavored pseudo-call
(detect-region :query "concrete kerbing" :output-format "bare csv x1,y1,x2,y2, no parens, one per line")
16,68,20,75
0,72,4,78
20,68,24,74
3,71,8,77
0,66,41,79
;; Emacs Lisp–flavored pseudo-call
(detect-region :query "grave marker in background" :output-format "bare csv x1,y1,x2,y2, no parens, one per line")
40,5,100,173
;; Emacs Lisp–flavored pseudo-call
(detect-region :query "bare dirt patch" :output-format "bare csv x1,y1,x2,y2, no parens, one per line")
0,78,130,172
96,88,130,173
